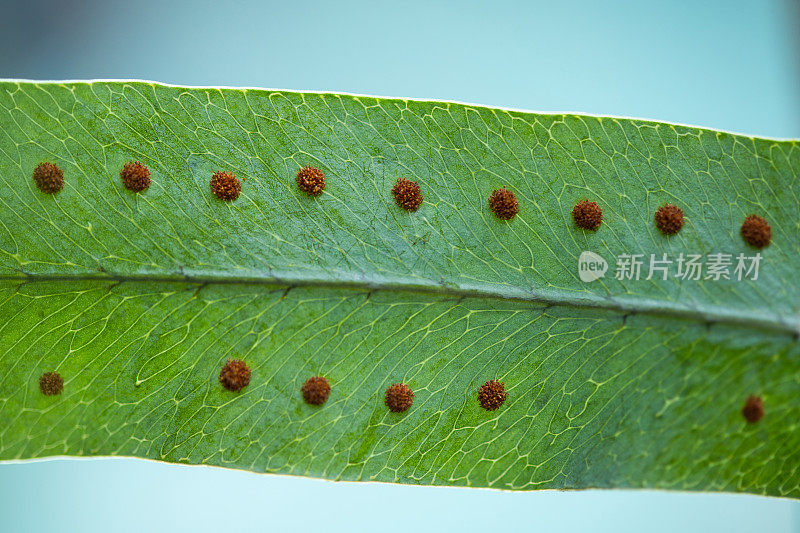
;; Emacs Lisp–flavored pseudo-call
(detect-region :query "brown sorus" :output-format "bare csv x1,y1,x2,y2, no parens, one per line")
210,171,242,201
301,376,331,406
477,380,507,411
296,166,325,196
32,162,64,194
38,371,64,396
572,200,603,230
218,358,251,392
384,383,414,413
488,188,519,220
740,215,771,248
391,179,423,211
654,203,684,235
120,160,151,192
742,395,764,424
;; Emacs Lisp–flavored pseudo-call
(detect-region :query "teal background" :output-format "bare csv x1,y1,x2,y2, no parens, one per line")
0,0,798,531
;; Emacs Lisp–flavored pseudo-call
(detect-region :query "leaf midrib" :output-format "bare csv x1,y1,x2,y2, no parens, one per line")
3,273,797,336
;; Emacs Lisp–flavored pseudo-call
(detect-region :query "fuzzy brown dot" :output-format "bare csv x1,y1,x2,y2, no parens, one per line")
391,179,423,211
38,371,63,396
301,376,331,406
654,203,684,235
296,166,325,196
572,200,603,230
210,171,241,201
740,215,771,248
120,160,151,192
477,380,507,411
742,395,764,424
218,358,251,392
384,383,414,413
32,162,64,194
488,188,519,220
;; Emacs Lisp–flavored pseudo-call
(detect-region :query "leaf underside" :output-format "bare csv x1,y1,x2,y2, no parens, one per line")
0,81,798,497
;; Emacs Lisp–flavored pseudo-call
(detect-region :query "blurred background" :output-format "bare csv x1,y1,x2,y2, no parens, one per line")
1,0,799,531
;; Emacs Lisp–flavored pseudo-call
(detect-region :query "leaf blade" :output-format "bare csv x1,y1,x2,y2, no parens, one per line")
0,81,798,497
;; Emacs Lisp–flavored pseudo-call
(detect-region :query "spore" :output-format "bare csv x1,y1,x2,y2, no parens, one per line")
32,162,64,194
120,160,151,192
654,203,684,235
210,171,242,201
477,380,507,411
38,371,63,396
572,200,603,231
391,179,423,211
218,358,251,392
301,376,331,406
296,166,325,196
742,395,764,424
488,188,519,220
740,215,771,248
384,383,414,413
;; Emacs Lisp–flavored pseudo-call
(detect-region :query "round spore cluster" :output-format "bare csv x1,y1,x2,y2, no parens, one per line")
488,188,519,220
742,395,764,423
120,161,151,192
572,200,603,230
210,171,242,201
740,215,771,248
39,371,64,396
392,179,423,211
296,166,325,196
384,383,414,413
32,162,64,194
654,203,684,235
301,376,331,406
219,358,251,392
477,380,507,411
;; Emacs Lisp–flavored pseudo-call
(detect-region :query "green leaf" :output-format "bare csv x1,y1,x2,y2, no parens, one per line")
0,81,798,497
